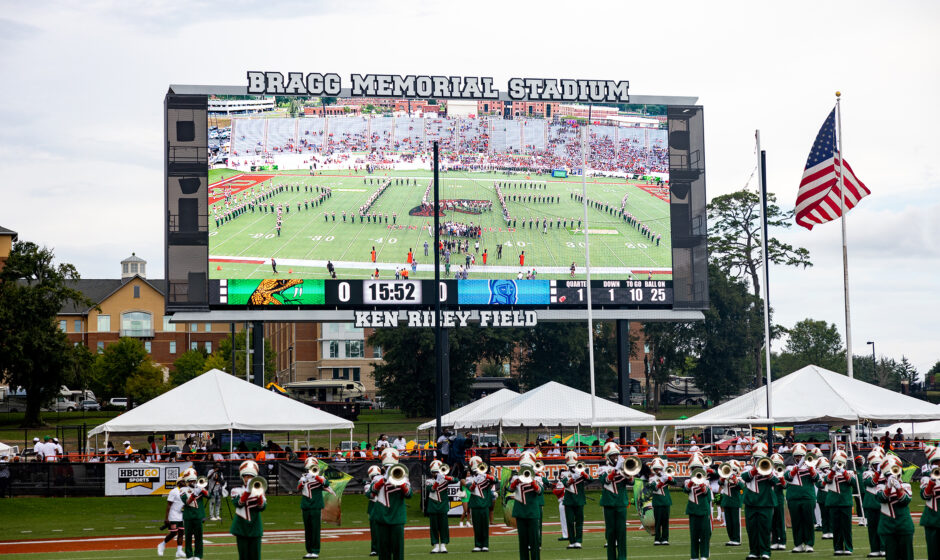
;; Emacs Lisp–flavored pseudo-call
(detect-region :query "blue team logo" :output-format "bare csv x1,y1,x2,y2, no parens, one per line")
488,280,518,305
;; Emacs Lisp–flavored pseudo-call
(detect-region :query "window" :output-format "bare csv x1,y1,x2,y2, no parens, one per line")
353,367,361,382
130,263,138,274
191,341,198,351
329,341,340,358
373,345,383,359
163,316,175,332
345,340,364,359
59,320,67,332
144,341,151,353
332,368,341,379
191,323,198,332
204,323,212,333
97,341,104,354
120,311,152,337
322,323,363,338
123,263,129,274
133,285,140,298
205,341,212,354
74,320,82,333
97,314,111,332
169,341,177,354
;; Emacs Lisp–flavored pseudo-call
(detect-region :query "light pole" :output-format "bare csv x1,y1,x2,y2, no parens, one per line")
288,345,294,384
867,341,876,379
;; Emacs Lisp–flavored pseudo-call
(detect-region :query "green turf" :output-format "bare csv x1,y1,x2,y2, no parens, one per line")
209,170,671,281
0,490,930,559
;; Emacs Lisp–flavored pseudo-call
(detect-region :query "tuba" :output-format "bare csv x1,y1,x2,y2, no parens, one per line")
195,476,208,490
248,475,268,498
518,465,536,485
718,463,735,479
621,456,642,478
387,464,410,487
755,457,774,476
438,463,450,477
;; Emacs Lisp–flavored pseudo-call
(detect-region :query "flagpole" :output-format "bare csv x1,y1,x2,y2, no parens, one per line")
835,92,855,380
580,123,597,427
756,130,773,423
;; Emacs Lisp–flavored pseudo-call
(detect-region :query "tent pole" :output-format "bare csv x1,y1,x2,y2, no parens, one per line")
306,431,310,452
329,430,332,451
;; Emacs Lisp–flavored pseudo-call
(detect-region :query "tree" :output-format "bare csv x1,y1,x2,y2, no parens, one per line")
0,240,93,426
897,356,919,390
65,343,96,396
205,332,276,383
774,318,844,374
641,321,690,411
320,97,337,107
708,189,813,388
368,328,483,417
171,349,207,386
928,360,940,391
516,322,622,398
126,361,169,404
94,337,148,407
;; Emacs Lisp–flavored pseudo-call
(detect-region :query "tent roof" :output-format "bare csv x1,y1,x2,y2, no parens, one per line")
88,369,353,436
882,420,940,440
417,389,520,431
453,381,655,429
686,365,940,425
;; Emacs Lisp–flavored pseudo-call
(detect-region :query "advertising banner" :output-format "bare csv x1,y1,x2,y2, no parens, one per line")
105,462,193,496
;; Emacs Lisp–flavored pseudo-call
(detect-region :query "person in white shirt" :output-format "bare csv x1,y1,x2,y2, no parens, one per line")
32,438,42,460
375,435,389,451
392,436,407,452
158,477,185,557
53,438,64,460
41,437,57,462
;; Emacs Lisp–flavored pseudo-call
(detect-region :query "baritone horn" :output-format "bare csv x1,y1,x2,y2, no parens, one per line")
755,457,774,476
718,463,735,479
387,464,410,487
248,475,268,498
621,456,642,477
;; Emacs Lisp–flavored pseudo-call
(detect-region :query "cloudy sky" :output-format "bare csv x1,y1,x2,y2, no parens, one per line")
1,1,937,373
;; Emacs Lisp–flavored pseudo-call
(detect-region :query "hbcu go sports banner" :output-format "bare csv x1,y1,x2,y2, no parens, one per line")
105,462,193,496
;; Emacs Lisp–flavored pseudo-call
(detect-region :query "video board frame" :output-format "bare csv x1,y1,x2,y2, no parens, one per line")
165,82,707,322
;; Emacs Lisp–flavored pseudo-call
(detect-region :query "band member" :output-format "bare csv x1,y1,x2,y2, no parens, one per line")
770,453,788,551
647,457,673,546
741,442,779,560
719,460,744,546
599,442,633,560
919,446,940,560
862,449,886,558
366,465,382,557
230,460,267,560
684,456,713,560
158,476,185,558
559,451,591,549
509,454,543,560
815,456,833,540
426,460,453,553
298,457,331,559
182,468,209,560
876,456,914,560
367,448,412,560
206,461,227,521
466,456,497,552
534,460,550,548
826,450,856,555
784,444,820,553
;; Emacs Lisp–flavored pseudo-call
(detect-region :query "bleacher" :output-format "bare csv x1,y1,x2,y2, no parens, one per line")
266,119,295,152
231,118,266,156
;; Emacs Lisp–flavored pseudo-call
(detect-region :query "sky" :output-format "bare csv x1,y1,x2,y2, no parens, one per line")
0,1,938,373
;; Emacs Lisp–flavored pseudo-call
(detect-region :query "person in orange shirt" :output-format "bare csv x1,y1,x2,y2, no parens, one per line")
255,448,266,462
371,246,376,263
407,249,413,264
519,251,525,267
482,249,487,265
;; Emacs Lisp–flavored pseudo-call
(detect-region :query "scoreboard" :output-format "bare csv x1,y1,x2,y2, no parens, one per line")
213,278,673,309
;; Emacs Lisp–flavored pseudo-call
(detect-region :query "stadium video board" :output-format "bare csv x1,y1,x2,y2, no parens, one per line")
165,76,708,320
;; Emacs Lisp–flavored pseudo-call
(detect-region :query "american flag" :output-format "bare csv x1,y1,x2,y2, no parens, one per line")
795,109,870,230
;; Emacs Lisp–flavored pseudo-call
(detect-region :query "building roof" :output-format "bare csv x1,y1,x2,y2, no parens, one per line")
121,252,146,263
57,276,166,314
0,225,17,239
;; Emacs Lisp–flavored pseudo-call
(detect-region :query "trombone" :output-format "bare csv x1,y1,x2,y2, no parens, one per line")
248,475,268,498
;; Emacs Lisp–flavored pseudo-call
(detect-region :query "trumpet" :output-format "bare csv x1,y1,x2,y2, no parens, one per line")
475,462,489,475
518,465,536,485
387,463,409,487
248,475,267,498
718,463,735,479
832,459,846,470
664,464,676,477
887,464,902,478
195,476,208,490
930,466,940,481
438,463,450,477
755,457,774,476
690,467,708,484
621,456,642,478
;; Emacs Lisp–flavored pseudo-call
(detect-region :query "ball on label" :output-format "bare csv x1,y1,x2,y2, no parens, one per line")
559,295,566,303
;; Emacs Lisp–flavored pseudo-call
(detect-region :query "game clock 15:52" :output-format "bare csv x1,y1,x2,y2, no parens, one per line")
363,281,423,305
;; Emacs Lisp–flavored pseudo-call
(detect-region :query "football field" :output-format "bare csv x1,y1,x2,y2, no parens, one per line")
209,169,672,281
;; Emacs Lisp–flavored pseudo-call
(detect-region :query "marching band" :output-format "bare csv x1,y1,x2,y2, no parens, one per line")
154,441,938,560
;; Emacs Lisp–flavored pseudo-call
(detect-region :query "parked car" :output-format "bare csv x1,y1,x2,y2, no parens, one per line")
43,396,78,412
109,397,128,408
80,399,100,411
352,398,376,410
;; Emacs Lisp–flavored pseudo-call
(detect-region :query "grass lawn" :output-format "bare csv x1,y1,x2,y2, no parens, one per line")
0,490,929,558
208,169,671,281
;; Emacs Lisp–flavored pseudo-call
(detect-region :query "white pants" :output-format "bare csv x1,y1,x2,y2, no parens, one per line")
558,499,568,539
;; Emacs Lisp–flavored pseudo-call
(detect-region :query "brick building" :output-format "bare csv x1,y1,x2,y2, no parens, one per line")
57,254,235,372
0,225,15,273
477,100,560,118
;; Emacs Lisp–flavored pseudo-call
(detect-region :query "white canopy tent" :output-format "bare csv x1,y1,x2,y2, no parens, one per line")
88,369,354,447
417,389,519,431
881,421,940,440
452,381,655,429
683,365,940,425
0,441,16,458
